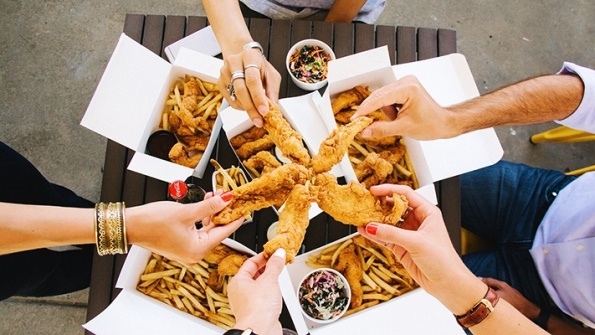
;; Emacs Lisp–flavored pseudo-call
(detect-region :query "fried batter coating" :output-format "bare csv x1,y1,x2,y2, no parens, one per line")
235,136,275,160
311,117,374,174
212,163,310,224
263,184,312,263
354,152,393,188
168,142,202,168
377,144,406,166
243,150,282,176
312,173,408,226
217,253,248,276
230,126,269,149
333,243,363,309
331,86,371,114
204,244,232,264
262,102,311,166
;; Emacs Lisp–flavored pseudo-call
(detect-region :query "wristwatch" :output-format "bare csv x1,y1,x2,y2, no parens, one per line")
455,287,500,328
223,329,257,335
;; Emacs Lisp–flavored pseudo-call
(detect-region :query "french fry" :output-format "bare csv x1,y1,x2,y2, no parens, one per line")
305,236,418,318
137,245,249,330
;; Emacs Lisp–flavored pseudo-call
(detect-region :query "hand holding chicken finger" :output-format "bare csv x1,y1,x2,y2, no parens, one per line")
357,185,546,334
350,75,459,140
127,191,243,266
218,46,281,128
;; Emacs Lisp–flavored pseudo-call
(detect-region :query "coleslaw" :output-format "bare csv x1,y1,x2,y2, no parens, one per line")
298,269,350,321
288,45,332,84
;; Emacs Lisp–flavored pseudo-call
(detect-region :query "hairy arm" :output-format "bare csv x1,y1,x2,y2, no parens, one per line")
448,74,584,135
354,73,585,140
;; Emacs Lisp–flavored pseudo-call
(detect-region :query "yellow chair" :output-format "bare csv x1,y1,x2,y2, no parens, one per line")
530,125,595,176
461,228,491,255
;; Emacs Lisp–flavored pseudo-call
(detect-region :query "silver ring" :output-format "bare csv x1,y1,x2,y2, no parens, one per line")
230,71,245,84
244,63,260,71
226,82,236,101
243,41,264,55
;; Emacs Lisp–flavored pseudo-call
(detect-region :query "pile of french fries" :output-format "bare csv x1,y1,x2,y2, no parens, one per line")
137,253,237,330
210,159,252,221
161,75,222,133
160,75,223,168
306,237,418,317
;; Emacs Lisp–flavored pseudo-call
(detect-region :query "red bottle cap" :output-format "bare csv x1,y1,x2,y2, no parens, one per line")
168,180,188,200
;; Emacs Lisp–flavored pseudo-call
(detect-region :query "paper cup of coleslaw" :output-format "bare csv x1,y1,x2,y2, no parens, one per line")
286,39,335,91
297,268,351,324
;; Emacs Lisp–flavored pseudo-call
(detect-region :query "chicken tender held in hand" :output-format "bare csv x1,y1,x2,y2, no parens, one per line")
263,184,312,263
312,173,408,226
311,117,374,174
262,102,311,166
212,163,310,224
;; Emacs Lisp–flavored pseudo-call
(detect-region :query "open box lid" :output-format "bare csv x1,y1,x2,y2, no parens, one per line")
391,54,503,182
80,33,224,181
81,33,171,151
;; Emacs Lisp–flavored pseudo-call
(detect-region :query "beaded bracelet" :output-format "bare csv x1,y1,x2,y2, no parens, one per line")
95,202,128,255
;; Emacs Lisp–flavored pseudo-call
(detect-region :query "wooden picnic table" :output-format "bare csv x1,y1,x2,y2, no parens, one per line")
85,14,460,333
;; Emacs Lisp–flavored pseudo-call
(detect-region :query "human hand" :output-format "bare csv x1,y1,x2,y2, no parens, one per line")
351,75,459,140
125,191,244,265
356,184,487,314
218,46,281,128
482,277,541,320
228,248,286,335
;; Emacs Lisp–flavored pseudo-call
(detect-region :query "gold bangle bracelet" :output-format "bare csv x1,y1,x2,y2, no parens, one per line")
95,202,109,256
94,202,128,255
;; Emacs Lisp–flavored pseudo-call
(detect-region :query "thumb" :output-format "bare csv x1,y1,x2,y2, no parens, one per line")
360,120,402,139
262,248,286,278
191,192,233,217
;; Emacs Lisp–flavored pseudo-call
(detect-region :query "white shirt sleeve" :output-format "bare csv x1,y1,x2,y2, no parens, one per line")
556,62,595,132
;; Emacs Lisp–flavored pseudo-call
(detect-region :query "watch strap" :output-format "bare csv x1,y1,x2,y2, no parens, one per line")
455,287,500,328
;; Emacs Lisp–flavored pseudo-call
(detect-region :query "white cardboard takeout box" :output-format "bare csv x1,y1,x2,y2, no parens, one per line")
83,240,255,335
81,33,223,182
318,47,503,204
280,233,466,335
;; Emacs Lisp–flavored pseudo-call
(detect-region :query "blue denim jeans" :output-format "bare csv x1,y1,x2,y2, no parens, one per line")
0,141,94,300
461,160,576,310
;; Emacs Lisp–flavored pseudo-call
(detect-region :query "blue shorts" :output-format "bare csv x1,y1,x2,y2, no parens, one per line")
461,160,576,308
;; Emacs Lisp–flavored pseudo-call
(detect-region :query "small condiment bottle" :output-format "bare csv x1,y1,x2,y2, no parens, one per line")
167,178,206,204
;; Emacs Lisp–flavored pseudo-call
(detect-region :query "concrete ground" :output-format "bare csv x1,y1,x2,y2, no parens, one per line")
1,1,594,334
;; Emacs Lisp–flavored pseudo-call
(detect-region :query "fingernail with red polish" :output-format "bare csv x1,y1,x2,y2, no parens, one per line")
221,192,233,202
366,224,378,235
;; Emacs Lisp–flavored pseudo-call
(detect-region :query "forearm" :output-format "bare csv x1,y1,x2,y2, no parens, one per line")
325,0,367,22
202,0,254,56
447,74,584,135
434,272,546,335
0,203,95,254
